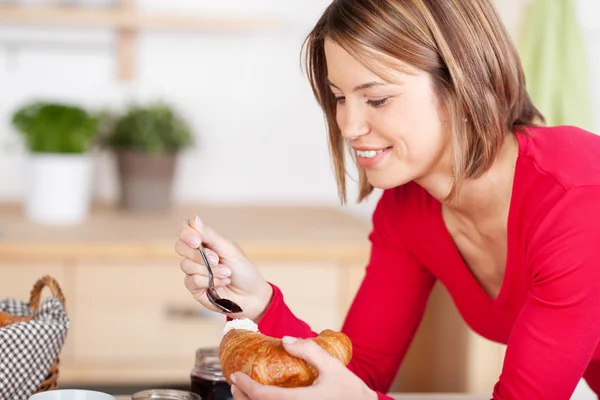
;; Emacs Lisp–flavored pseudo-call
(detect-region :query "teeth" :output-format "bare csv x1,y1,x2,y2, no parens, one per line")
356,149,387,158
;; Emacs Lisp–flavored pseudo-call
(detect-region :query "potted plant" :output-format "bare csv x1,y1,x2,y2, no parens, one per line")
11,100,99,225
100,100,194,212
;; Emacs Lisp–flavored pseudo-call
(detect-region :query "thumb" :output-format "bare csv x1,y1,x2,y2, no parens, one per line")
190,215,236,256
281,336,339,373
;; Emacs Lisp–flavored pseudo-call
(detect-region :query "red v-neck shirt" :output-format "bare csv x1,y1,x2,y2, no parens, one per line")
256,125,600,399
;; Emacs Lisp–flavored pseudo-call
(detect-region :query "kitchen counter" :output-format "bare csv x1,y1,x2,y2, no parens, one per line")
114,394,489,400
0,202,370,262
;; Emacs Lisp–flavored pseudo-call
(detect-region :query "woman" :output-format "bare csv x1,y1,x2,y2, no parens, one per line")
175,0,600,399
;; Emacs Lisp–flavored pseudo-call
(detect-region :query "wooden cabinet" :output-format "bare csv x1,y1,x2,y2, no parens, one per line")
0,203,505,393
0,203,371,386
70,261,222,364
258,261,343,332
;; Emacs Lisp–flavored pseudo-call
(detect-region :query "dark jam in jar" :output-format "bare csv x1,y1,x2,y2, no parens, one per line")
190,347,232,400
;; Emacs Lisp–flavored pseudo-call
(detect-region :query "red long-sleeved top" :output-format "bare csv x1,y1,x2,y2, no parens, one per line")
256,125,600,399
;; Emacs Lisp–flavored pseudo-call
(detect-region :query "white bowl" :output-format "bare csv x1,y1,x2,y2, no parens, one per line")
29,390,116,400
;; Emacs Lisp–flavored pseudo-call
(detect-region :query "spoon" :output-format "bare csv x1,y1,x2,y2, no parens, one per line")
198,244,243,314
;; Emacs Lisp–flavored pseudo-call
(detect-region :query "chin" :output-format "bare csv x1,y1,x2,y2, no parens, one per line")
365,171,412,190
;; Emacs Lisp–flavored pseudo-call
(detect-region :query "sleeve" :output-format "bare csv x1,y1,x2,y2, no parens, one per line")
258,189,437,395
492,187,600,400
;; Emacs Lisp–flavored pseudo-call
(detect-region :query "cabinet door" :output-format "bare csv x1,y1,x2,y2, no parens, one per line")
68,260,347,385
256,261,342,333
340,263,367,319
71,261,226,364
465,332,505,393
0,262,73,359
0,262,69,301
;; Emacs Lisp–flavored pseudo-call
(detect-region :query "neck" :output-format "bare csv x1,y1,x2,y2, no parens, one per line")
417,132,518,222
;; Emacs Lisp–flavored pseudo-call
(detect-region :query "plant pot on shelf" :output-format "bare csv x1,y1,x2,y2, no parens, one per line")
25,153,93,225
100,100,194,212
11,101,99,225
116,150,178,212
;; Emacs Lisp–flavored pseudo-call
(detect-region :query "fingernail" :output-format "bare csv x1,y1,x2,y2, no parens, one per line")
189,237,200,248
230,373,237,384
224,278,231,285
230,385,236,395
194,215,204,229
218,268,231,277
282,336,297,344
208,255,219,265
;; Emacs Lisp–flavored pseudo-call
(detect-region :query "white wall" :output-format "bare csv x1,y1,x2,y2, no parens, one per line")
0,0,598,222
0,1,349,204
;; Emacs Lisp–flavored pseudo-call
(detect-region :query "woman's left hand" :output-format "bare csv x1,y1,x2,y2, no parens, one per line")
229,336,378,400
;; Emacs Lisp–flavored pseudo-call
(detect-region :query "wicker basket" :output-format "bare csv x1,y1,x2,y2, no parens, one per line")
3,275,68,393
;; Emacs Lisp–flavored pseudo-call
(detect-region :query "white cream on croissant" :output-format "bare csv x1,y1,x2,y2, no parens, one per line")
222,318,259,335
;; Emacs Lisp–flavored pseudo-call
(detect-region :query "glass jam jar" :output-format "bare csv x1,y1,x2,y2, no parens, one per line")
132,389,201,400
190,347,232,400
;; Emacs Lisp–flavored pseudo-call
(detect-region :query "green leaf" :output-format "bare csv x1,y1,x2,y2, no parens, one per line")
11,101,100,154
99,100,194,155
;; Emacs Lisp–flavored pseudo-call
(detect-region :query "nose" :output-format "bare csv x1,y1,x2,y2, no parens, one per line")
337,103,370,141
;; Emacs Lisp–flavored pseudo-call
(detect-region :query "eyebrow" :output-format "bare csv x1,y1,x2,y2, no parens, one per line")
327,80,388,92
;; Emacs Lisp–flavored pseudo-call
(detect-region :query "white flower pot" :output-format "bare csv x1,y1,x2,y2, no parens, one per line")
25,153,93,225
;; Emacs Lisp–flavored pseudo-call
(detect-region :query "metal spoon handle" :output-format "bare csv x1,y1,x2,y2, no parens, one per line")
198,244,215,289
198,243,243,314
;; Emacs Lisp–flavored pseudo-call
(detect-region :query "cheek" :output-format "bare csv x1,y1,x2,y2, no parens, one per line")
403,102,446,154
381,111,445,162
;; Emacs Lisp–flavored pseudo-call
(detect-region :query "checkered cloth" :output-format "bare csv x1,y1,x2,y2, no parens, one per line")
0,296,70,400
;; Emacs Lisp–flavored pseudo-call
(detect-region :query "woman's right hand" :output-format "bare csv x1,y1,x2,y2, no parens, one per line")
175,215,273,322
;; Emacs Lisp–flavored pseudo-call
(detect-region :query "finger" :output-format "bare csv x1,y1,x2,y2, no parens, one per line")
183,274,231,297
179,257,207,277
231,373,299,400
231,384,252,400
180,219,204,249
175,238,220,266
189,215,238,256
281,337,340,373
180,258,232,280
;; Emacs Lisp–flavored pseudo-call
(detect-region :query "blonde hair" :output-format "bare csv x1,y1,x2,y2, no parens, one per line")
302,0,544,203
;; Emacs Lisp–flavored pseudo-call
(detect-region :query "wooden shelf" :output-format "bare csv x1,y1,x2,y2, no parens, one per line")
0,3,281,80
0,5,280,31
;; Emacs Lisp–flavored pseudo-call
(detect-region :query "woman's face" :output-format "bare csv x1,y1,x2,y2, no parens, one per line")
324,38,451,190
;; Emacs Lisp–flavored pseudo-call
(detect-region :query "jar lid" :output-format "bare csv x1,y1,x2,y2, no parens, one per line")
132,389,201,400
193,346,226,381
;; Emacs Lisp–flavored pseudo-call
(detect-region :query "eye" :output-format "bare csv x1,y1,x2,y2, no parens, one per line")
366,98,389,108
334,96,346,104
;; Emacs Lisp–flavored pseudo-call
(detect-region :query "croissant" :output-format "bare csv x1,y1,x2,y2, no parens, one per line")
0,311,33,328
219,319,352,388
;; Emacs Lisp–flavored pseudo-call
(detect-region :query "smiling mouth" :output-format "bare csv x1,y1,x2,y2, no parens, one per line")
355,147,392,158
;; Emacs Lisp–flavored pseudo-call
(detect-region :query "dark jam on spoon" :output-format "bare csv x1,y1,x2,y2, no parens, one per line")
215,298,243,314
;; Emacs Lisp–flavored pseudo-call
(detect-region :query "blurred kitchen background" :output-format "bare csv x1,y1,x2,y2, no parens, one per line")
0,0,598,398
